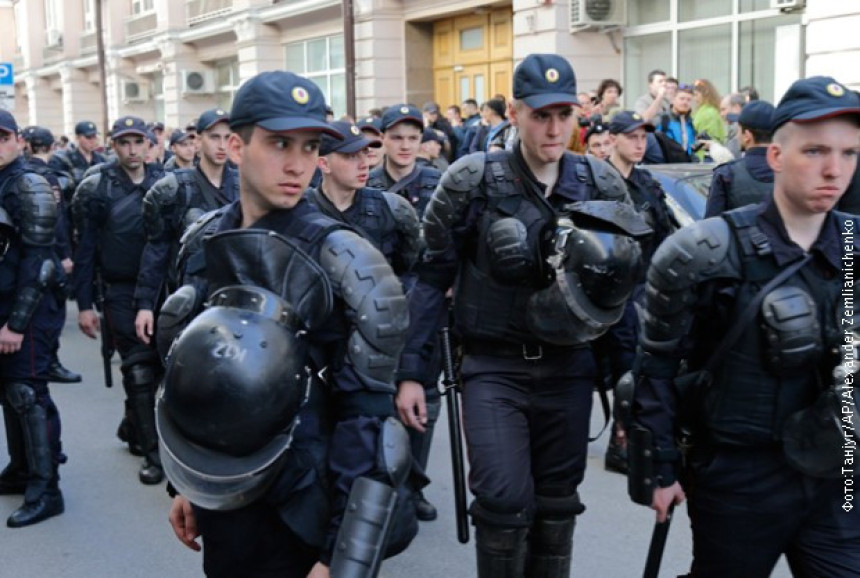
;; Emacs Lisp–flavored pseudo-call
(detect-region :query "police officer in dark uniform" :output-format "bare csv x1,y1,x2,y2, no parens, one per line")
134,108,239,345
367,104,441,219
72,115,166,485
705,99,776,217
162,129,196,172
0,110,65,527
162,70,417,578
356,115,384,170
21,127,81,384
49,120,106,188
603,111,677,474
629,76,860,577
396,54,647,577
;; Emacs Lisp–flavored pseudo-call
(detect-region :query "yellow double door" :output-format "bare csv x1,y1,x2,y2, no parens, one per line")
433,8,514,107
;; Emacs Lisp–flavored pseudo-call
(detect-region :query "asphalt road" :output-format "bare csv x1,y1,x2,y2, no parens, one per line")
0,304,791,577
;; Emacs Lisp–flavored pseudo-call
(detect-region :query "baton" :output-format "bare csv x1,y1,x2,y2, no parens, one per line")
643,502,675,578
440,326,469,544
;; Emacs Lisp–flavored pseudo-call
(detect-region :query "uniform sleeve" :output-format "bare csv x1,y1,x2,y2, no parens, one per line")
704,165,731,218
134,176,179,311
71,173,102,311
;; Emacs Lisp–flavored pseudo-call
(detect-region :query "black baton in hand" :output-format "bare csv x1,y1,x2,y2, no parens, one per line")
643,502,675,578
440,326,469,544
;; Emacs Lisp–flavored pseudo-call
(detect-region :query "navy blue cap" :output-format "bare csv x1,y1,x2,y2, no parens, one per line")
356,116,382,136
381,104,423,132
148,121,165,132
169,129,191,147
75,120,98,137
23,126,54,147
738,100,775,131
145,130,158,146
608,110,655,134
229,71,342,138
585,122,608,141
0,110,19,134
421,128,445,144
513,54,578,110
111,116,147,139
197,108,230,132
320,121,382,156
772,76,860,131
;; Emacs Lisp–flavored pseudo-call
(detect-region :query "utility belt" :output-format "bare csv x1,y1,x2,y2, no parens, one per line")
463,338,582,361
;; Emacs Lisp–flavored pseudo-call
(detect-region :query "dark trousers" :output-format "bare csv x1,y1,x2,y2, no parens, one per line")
194,500,318,578
460,348,595,522
685,447,860,577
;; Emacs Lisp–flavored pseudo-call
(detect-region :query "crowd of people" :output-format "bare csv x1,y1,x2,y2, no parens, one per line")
0,50,858,578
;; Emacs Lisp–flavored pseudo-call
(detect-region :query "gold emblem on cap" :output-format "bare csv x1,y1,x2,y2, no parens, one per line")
365,117,374,123
88,123,94,129
292,87,309,105
400,106,410,114
216,109,225,115
125,119,134,127
827,83,845,97
633,113,642,120
545,68,560,83
350,125,360,136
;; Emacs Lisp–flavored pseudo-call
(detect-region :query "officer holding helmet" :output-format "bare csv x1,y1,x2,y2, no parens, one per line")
160,71,418,578
395,54,649,576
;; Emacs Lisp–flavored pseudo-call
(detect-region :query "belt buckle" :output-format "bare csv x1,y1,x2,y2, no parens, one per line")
522,344,543,360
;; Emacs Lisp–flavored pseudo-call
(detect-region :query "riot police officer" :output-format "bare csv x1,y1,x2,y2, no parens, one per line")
163,71,419,578
705,99,776,217
49,120,106,188
134,108,239,344
356,115,384,169
72,115,166,485
367,104,441,218
396,54,647,577
629,76,860,577
0,110,65,527
162,129,195,172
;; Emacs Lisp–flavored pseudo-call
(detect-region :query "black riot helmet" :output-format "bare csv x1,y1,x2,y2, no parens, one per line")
0,207,14,262
527,201,650,346
156,285,311,511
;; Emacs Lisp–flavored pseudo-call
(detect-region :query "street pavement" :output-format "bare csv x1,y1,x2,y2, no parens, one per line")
0,304,791,577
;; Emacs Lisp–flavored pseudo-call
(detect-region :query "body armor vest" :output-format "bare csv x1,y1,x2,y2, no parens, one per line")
625,169,675,276
367,165,439,218
97,166,148,283
454,151,620,344
698,206,842,447
726,159,772,211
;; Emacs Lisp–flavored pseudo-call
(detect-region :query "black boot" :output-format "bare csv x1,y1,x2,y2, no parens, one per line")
129,392,163,485
0,405,28,495
48,357,82,384
116,400,143,456
604,423,628,475
524,517,576,578
5,384,64,528
415,490,438,521
475,522,528,578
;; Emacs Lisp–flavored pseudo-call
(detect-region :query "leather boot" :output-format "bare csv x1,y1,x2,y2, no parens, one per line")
415,490,438,521
524,517,576,578
48,357,82,384
0,405,28,495
604,423,628,475
116,400,143,456
5,385,64,528
475,522,528,578
130,392,163,485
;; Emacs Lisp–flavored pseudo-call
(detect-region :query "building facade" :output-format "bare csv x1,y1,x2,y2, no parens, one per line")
0,0,857,139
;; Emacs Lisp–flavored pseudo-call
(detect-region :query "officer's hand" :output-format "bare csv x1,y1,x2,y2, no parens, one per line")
135,310,154,344
61,258,73,275
306,562,330,578
396,380,427,433
168,496,201,552
78,310,100,339
0,324,24,354
652,482,685,523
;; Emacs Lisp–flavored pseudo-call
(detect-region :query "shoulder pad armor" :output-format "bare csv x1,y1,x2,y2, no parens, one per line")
423,153,485,252
383,191,422,272
584,155,630,203
320,229,408,393
143,173,180,240
71,171,103,231
641,217,739,350
15,173,58,247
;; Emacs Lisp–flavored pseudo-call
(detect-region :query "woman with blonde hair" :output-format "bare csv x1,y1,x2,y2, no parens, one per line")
691,78,726,144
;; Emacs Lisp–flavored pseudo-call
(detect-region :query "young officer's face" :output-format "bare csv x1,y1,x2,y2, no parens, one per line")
769,117,860,216
229,126,321,213
199,123,232,167
382,123,421,170
611,128,649,165
511,102,575,166
320,148,372,191
0,131,20,169
586,131,612,160
114,135,146,172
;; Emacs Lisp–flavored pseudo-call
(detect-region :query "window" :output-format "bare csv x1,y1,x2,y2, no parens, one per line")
678,0,731,22
284,35,346,117
44,0,61,38
624,33,672,106
152,72,164,125
460,27,484,51
215,59,240,111
132,0,155,15
678,24,731,97
83,0,96,32
628,0,670,26
738,14,802,102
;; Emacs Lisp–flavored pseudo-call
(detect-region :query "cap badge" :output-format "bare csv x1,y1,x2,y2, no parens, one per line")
216,109,225,115
125,119,134,127
632,113,642,120
365,117,373,123
350,125,360,136
292,87,309,105
88,123,94,129
545,68,560,83
826,83,845,97
400,106,410,114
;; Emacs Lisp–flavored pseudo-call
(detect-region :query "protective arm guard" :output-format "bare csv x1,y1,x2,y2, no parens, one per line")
155,284,201,362
382,192,422,276
632,217,738,488
9,260,55,333
71,172,103,237
71,172,104,310
16,173,57,248
320,230,409,394
142,173,180,242
422,153,485,254
585,155,632,203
